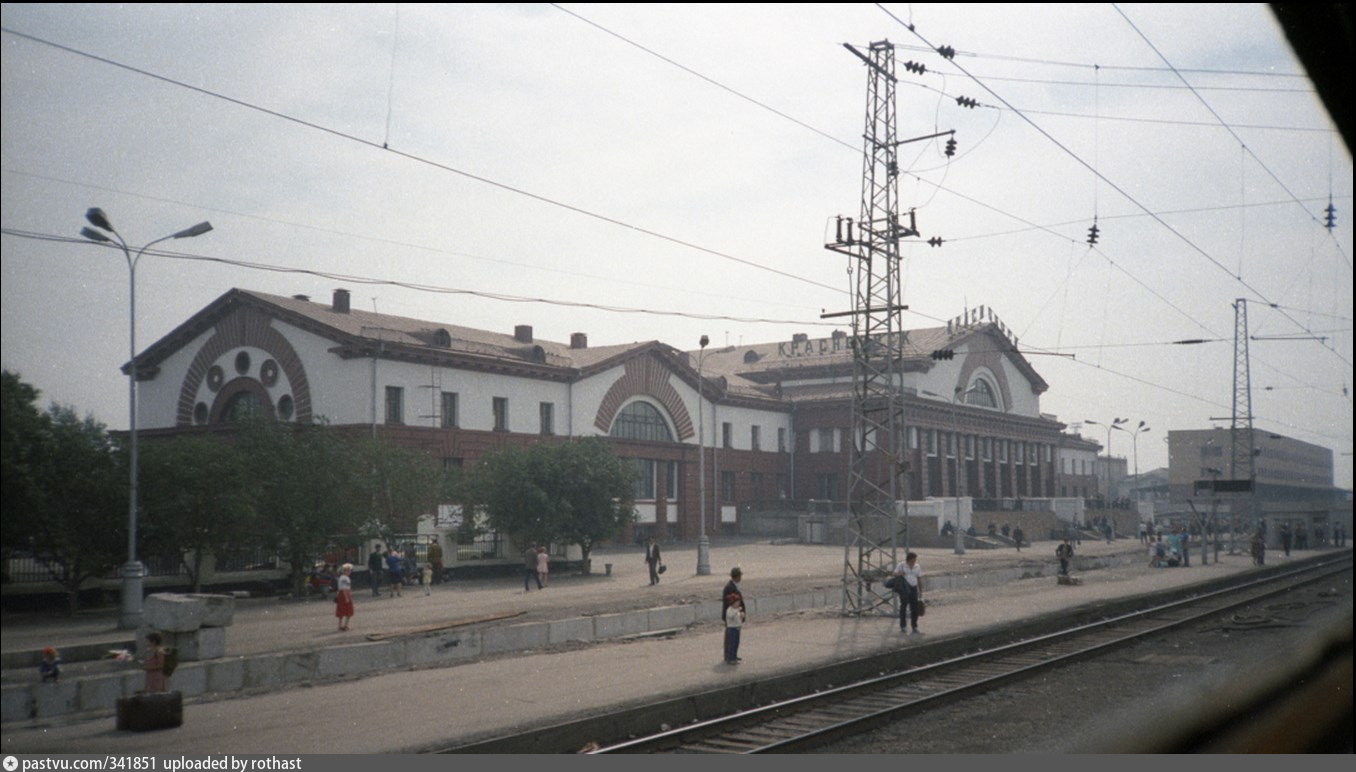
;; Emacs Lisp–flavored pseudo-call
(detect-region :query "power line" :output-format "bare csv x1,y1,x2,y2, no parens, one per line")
877,4,1352,371
972,73,1315,93
886,41,1309,79
0,228,844,327
0,25,846,299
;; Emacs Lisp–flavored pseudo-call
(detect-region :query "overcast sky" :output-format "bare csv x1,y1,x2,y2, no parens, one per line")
2,3,1351,487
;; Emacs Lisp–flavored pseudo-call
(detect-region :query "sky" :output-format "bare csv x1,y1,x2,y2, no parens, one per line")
2,3,1352,487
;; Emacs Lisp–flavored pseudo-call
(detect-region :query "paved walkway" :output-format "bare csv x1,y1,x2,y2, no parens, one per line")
4,538,1328,754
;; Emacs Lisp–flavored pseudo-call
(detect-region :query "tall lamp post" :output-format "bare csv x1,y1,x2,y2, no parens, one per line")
923,387,982,555
1113,420,1151,509
1084,417,1126,501
81,208,213,630
695,335,711,576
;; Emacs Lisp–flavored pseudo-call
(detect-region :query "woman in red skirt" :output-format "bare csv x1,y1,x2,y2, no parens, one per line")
335,563,355,631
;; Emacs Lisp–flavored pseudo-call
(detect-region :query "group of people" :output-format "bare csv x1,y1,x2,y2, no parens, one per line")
523,544,551,591
1148,530,1192,568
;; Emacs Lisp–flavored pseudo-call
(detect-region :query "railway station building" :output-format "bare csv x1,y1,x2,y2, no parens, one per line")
131,288,1086,553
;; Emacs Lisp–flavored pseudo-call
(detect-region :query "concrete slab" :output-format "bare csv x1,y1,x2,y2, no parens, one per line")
481,622,549,654
144,594,206,633
281,651,319,682
317,642,402,677
404,632,480,666
547,617,594,645
76,673,124,713
694,601,724,623
186,594,236,627
592,610,648,639
171,664,207,698
646,605,696,630
206,658,245,693
167,627,226,661
34,681,77,718
241,654,285,689
2,685,34,723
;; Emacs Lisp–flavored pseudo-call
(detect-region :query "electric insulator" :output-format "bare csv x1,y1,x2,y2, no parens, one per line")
937,45,956,59
928,237,944,247
930,349,955,360
956,96,978,109
1086,223,1100,245
1325,202,1337,231
945,137,957,157
887,160,898,177
903,60,926,75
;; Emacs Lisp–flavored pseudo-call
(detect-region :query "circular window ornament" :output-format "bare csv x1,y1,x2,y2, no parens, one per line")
260,359,279,387
207,365,225,392
277,394,294,420
234,351,251,375
194,402,209,425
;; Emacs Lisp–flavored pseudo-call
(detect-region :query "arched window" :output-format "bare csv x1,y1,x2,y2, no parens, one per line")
222,390,263,422
965,379,999,409
610,401,674,442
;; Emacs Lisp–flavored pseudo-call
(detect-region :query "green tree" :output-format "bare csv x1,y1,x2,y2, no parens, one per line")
139,432,257,592
466,438,634,572
1,372,127,613
354,436,444,547
237,418,368,596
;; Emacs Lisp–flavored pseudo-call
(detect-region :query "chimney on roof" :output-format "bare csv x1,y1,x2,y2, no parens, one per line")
792,333,809,344
514,325,533,343
292,294,311,302
570,332,588,349
831,329,846,340
332,288,350,314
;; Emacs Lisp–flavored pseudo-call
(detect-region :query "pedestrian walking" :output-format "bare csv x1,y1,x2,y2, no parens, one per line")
892,552,924,634
428,536,444,585
335,563,354,631
385,549,403,597
1056,539,1074,576
644,536,663,585
368,544,384,597
524,544,542,591
1012,526,1024,552
722,567,745,664
536,546,550,588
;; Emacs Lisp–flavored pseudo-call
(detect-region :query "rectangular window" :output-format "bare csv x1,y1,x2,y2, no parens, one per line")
385,386,403,425
816,472,838,500
778,427,787,453
751,425,761,451
492,397,509,432
999,440,1008,462
926,430,937,457
722,422,733,449
982,437,992,460
628,458,656,500
440,391,458,428
944,432,955,458
909,426,919,450
665,460,679,500
750,472,764,499
966,435,975,459
776,472,789,499
721,470,736,501
539,402,554,435
819,427,834,453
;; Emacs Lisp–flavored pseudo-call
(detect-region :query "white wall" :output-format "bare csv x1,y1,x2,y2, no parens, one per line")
138,327,213,428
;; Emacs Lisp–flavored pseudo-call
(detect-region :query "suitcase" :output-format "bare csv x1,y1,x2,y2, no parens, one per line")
116,691,183,731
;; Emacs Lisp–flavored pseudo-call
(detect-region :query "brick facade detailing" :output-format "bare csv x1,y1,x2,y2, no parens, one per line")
592,355,695,440
176,307,312,426
957,347,1014,412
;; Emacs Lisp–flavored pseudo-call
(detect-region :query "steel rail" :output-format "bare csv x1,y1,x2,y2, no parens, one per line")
591,555,1352,753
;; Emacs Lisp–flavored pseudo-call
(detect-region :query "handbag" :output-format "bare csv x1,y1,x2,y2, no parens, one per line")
658,563,667,574
883,575,901,590
917,599,926,617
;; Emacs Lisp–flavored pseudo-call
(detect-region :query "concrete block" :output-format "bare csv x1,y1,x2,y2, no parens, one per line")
405,632,480,666
242,654,286,688
318,642,402,677
647,605,696,630
693,601,724,623
792,592,821,609
593,610,649,639
171,664,207,697
481,622,549,654
78,674,126,713
751,594,795,616
206,658,245,692
282,651,320,682
548,617,595,645
144,594,206,632
121,671,143,697
35,680,78,718
2,685,35,723
186,594,236,627
166,626,226,661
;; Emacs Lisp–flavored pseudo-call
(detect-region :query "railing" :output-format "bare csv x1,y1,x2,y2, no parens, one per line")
215,547,280,573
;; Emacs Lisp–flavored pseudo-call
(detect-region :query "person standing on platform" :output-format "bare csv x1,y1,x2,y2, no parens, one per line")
368,544,384,598
428,536,444,585
385,549,403,598
1280,523,1292,557
893,552,924,634
1056,539,1074,576
524,544,542,591
536,545,550,588
1012,526,1024,552
722,567,744,663
335,563,354,631
1139,521,1148,544
644,537,663,585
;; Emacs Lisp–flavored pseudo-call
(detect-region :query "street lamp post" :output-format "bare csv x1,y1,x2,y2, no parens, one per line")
81,208,213,630
1114,420,1151,518
695,335,711,576
1084,418,1126,502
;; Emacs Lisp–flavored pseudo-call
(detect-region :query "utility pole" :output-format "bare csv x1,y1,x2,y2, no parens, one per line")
1230,298,1258,548
824,40,923,617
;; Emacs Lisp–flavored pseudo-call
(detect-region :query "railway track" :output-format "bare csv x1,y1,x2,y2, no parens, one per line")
590,554,1352,754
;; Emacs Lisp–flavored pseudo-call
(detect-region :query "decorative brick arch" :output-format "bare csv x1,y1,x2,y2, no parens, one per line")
956,343,1013,413
176,307,312,426
593,356,694,440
